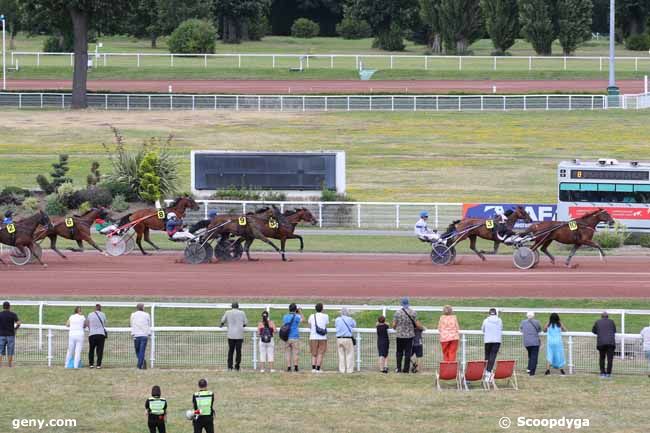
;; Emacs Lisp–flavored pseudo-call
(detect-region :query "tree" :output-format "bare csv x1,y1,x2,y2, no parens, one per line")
419,0,443,53
557,0,592,55
519,0,558,55
481,0,519,55
355,0,419,50
0,0,22,50
157,0,213,36
36,155,72,194
125,0,160,48
617,0,650,38
438,0,483,54
214,0,269,43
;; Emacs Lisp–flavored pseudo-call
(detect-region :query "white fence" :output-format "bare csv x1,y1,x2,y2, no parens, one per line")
166,200,463,230
9,51,650,72
0,92,634,112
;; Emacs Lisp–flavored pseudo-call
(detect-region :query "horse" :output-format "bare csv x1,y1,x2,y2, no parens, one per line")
0,210,52,267
523,208,615,267
35,208,109,259
445,205,533,261
241,207,318,261
119,196,199,255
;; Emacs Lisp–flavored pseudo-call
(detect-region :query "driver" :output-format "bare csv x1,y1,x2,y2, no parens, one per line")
166,212,195,242
414,211,440,242
495,209,521,244
3,210,14,225
95,217,117,235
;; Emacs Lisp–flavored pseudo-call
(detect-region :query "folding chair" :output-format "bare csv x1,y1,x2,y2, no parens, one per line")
461,360,488,391
490,360,518,390
435,361,460,391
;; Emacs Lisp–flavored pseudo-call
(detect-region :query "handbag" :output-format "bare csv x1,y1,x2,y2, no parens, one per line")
279,314,296,342
314,314,327,336
95,311,108,339
342,317,356,346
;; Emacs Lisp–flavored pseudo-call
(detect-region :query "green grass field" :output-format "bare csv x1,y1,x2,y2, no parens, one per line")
1,110,650,203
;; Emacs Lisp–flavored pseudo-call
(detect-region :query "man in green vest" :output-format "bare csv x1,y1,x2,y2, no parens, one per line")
192,378,215,433
145,385,167,433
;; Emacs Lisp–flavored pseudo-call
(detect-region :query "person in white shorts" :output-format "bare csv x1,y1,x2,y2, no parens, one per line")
257,311,276,373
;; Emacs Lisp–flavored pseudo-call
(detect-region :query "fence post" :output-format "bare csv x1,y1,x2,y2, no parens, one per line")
170,54,174,67
38,302,44,350
546,95,549,111
325,96,328,112
356,331,362,371
434,205,439,230
390,55,394,69
40,93,43,109
280,96,283,112
330,55,334,69
70,53,73,67
192,95,195,111
391,96,394,111
563,56,567,70
253,330,258,370
62,94,65,109
480,95,484,111
395,204,400,229
37,52,40,67
347,96,350,112
150,303,156,369
356,55,359,70
635,57,638,72
238,55,241,68
436,95,439,111
493,56,497,71
169,95,173,110
425,56,428,70
568,335,573,374
461,333,466,371
137,53,140,68
318,203,323,228
148,95,152,111
105,94,108,110
302,96,305,112
204,54,207,68
258,95,261,112
523,95,527,111
599,57,603,71
126,94,130,111
272,55,275,69
236,95,239,111
413,96,417,112
47,328,53,368
103,53,106,67
19,93,22,109
569,95,572,111
621,310,625,360
357,203,361,228
458,56,462,71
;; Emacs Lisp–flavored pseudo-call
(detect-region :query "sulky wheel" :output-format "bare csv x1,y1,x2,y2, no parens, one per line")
201,244,214,264
513,246,537,270
105,236,127,257
215,238,242,262
10,247,32,266
430,243,453,265
184,243,208,265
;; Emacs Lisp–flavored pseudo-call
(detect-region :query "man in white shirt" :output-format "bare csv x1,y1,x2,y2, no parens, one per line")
130,303,151,369
414,211,439,242
308,303,329,373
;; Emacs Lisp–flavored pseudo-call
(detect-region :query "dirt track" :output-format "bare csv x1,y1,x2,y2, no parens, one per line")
7,79,646,94
2,252,649,299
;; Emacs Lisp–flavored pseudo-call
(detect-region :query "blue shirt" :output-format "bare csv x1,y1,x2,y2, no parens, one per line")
165,219,182,233
2,217,12,225
282,313,301,340
335,316,356,337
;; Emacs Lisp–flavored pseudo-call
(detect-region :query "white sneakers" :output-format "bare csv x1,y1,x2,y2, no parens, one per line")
260,369,265,373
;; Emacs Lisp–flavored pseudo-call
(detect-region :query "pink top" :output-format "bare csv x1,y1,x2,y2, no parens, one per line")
438,315,460,342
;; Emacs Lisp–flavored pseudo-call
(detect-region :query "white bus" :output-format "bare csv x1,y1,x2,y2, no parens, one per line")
557,159,650,230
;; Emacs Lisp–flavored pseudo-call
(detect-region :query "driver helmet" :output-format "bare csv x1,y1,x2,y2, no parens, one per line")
420,211,429,218
208,209,218,219
167,212,177,220
504,209,514,217
5,210,13,218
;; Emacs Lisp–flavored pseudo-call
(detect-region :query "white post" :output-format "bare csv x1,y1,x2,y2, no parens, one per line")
493,56,497,71
148,95,151,111
563,56,567,70
391,96,394,111
272,55,275,69
356,331,362,371
37,52,40,67
150,304,156,369
434,205,439,229
70,52,73,67
258,95,261,112
38,302,44,350
330,55,333,68
528,56,532,71
458,56,462,71
621,311,625,360
461,333,466,370
170,54,174,67
645,75,648,94
137,53,140,67
126,94,130,111
318,203,323,227
425,56,428,70
252,330,258,370
395,204,400,228
600,57,603,71
192,95,195,111
568,335,573,374
635,57,638,72
2,16,6,90
47,328,53,368
204,54,207,68
546,95,549,111
390,55,393,69
357,203,361,228
238,54,241,68
302,96,305,112
105,94,108,110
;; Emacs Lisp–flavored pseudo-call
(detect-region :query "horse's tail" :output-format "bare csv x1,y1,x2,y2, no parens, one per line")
118,213,132,228
189,219,210,234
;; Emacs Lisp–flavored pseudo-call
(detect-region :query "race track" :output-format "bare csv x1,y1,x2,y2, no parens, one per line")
2,252,649,299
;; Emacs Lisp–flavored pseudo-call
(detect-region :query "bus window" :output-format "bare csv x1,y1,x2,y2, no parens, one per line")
559,183,650,204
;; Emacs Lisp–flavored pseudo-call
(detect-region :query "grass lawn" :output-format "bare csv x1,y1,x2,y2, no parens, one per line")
1,110,650,203
0,367,648,433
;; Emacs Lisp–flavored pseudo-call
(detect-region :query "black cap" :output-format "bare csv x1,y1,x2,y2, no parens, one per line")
4,210,13,217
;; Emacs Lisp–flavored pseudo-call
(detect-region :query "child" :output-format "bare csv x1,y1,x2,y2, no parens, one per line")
411,325,425,373
376,315,390,374
145,385,167,433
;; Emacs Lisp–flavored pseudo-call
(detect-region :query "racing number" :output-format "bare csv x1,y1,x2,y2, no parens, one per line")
65,218,74,228
485,220,494,229
6,223,16,234
157,210,166,220
238,217,247,226
268,217,279,229
568,221,578,231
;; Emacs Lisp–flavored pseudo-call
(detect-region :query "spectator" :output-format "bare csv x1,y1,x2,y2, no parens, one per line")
520,312,542,376
65,306,87,369
592,311,617,378
145,385,167,433
438,305,460,362
544,313,567,376
376,315,390,373
640,321,650,378
410,323,425,373
257,311,276,373
335,307,356,373
192,378,215,433
87,303,107,369
0,301,21,368
308,303,329,373
481,308,503,382
282,303,303,372
220,302,248,371
392,297,420,374
130,303,151,370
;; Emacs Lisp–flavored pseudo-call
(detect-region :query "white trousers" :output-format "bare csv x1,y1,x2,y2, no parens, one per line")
65,335,84,368
172,231,195,241
418,233,439,242
99,224,118,235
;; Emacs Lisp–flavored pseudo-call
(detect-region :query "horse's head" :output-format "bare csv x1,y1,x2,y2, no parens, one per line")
175,196,199,212
596,208,615,227
296,208,317,225
513,206,533,223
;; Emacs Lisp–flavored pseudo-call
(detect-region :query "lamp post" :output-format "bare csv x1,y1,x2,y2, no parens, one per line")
607,0,619,97
1,14,6,91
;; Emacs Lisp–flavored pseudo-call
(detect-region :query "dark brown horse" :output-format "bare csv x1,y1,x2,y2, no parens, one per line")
35,208,109,258
523,208,615,267
119,196,199,255
447,205,533,261
0,210,52,267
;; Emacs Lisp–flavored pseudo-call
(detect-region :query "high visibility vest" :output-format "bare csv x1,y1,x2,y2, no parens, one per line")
148,397,166,416
194,391,214,416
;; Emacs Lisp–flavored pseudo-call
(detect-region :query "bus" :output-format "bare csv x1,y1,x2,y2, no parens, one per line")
557,159,650,230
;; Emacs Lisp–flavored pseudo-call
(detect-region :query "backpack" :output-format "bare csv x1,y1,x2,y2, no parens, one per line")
260,324,273,343
279,314,296,342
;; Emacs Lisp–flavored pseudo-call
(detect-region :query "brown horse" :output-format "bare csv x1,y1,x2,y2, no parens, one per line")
119,196,199,255
240,207,318,261
0,210,52,267
447,205,533,261
35,208,109,259
523,208,615,267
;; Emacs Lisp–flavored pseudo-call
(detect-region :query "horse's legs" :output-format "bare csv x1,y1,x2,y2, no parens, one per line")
83,234,103,253
487,240,500,255
27,244,47,268
243,237,257,261
565,245,581,267
255,233,283,260
135,228,148,256
69,239,84,253
539,240,555,265
49,234,67,259
469,235,486,261
580,240,607,262
280,238,288,262
143,228,160,250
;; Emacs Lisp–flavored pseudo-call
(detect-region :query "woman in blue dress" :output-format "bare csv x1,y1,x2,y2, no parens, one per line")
544,313,567,375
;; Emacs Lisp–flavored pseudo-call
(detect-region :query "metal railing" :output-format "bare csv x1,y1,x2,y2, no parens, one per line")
9,51,650,73
14,324,649,375
0,92,629,112
164,199,463,230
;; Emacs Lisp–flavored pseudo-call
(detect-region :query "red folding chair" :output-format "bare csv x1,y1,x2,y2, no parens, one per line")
461,360,488,391
490,360,518,390
435,361,460,391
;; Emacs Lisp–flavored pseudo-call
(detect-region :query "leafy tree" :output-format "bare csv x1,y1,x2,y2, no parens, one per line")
124,0,160,48
168,19,216,53
157,0,213,36
419,0,442,53
36,155,72,194
438,0,483,54
518,0,558,55
481,0,519,55
138,151,162,203
0,0,22,50
214,0,270,43
355,0,419,50
557,0,592,55
617,0,650,38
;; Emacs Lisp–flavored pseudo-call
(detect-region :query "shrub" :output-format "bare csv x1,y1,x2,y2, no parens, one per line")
78,201,92,214
43,36,64,52
102,180,138,202
1,186,31,197
138,151,162,203
57,182,77,209
336,17,372,39
291,18,320,38
372,24,405,51
211,187,262,201
111,194,130,212
625,34,650,51
87,161,101,187
263,191,288,201
21,197,40,213
320,188,353,202
85,186,114,208
45,194,66,216
168,19,216,54
36,154,72,194
247,15,270,41
593,223,628,249
638,234,650,248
